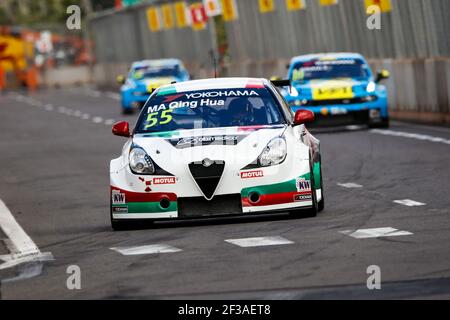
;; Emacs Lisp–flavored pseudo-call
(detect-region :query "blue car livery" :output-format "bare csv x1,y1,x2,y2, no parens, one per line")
119,59,190,114
281,53,390,128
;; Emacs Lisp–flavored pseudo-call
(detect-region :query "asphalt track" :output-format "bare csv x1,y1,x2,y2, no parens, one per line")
0,87,449,299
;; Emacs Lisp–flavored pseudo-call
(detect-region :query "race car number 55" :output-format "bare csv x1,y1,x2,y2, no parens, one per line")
145,109,173,129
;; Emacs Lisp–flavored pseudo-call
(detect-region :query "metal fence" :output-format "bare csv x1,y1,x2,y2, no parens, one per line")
89,0,450,119
90,0,450,66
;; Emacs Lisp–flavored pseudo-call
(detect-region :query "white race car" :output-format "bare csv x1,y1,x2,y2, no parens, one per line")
110,78,324,230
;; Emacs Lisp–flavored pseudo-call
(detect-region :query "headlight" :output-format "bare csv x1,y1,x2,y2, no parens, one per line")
290,86,299,97
366,81,376,93
129,146,155,174
258,137,287,167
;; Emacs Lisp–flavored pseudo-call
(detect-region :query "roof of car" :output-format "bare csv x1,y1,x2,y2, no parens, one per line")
132,58,182,69
290,52,365,65
156,77,269,94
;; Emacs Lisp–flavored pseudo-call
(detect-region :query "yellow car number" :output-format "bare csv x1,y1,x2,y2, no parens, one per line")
144,109,173,129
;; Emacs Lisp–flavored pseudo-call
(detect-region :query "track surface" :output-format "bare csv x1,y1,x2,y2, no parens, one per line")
0,88,449,299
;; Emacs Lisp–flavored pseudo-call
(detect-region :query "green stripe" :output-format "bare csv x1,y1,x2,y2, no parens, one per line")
143,130,179,138
313,161,321,189
241,173,310,198
157,86,177,96
113,201,177,213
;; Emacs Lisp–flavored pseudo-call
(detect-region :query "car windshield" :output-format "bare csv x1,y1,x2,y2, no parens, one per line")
290,58,370,82
131,65,181,80
135,87,284,133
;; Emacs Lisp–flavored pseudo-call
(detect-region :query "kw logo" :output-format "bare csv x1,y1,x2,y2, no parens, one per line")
296,178,311,192
112,192,125,205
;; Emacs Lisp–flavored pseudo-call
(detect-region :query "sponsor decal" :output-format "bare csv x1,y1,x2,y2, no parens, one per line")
241,170,264,179
185,90,259,99
296,178,311,192
153,177,176,185
112,206,128,213
138,177,152,192
112,190,126,205
293,194,312,202
170,135,245,149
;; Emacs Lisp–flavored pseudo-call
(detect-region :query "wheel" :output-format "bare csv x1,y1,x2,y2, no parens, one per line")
111,219,130,231
369,117,389,129
290,156,318,218
318,156,325,212
110,198,130,231
122,108,134,115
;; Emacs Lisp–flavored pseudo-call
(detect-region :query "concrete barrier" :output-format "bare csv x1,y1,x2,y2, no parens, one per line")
40,65,94,88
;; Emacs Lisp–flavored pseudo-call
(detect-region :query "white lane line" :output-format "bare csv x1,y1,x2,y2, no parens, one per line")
110,244,182,256
105,92,121,100
394,199,426,207
82,113,90,120
340,227,413,239
104,119,115,126
92,116,103,123
73,110,82,117
85,90,102,98
371,129,450,145
0,199,53,270
44,104,54,111
225,236,294,248
337,182,363,188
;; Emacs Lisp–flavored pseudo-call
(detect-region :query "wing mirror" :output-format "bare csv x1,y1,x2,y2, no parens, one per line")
293,109,315,126
375,69,390,83
112,121,131,137
116,75,126,85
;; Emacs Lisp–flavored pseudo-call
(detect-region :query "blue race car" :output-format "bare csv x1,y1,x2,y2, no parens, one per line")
281,53,390,128
117,59,190,114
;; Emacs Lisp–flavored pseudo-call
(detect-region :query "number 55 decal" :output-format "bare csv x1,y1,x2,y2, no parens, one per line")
144,109,173,129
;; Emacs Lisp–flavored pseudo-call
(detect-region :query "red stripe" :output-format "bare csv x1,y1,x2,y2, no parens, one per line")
110,186,177,202
242,191,311,207
245,80,264,88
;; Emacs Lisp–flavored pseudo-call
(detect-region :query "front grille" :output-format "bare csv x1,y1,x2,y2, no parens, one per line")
310,110,369,127
177,194,242,217
188,161,225,199
293,96,377,107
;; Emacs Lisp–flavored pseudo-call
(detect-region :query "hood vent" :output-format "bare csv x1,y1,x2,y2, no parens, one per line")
188,160,225,200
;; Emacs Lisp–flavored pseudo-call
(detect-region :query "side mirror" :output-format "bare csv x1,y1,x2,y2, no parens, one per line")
116,75,126,85
285,63,290,70
112,121,131,137
375,69,390,83
293,109,315,126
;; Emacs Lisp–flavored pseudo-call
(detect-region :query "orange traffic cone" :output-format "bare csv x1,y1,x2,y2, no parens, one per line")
0,65,5,92
26,65,38,91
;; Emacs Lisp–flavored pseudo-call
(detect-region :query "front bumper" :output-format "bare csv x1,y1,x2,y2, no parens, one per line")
290,99,388,127
121,90,150,109
110,174,318,220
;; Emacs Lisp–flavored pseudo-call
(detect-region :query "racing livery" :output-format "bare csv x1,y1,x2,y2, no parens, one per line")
281,53,390,128
110,78,324,230
117,58,190,114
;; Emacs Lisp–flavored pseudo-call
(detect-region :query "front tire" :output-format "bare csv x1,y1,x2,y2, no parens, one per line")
318,157,325,212
369,117,389,128
122,108,134,115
